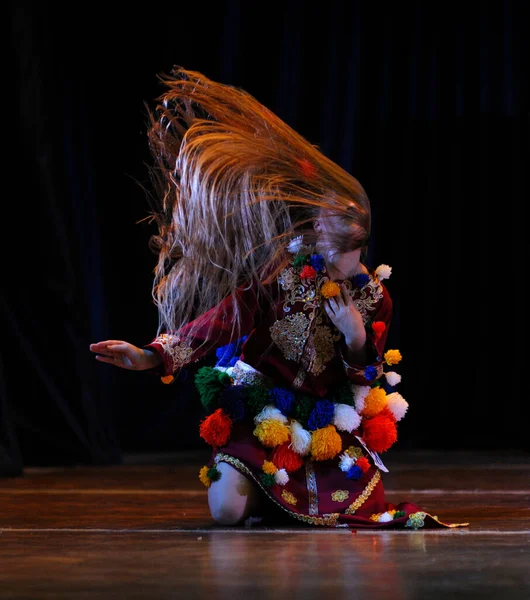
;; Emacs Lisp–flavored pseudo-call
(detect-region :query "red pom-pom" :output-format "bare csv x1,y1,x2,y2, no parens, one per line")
356,456,371,473
199,408,232,447
296,158,318,179
361,413,397,453
300,265,317,280
269,442,304,472
371,321,386,342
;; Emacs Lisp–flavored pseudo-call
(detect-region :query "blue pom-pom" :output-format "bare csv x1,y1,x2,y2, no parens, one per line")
346,465,362,480
354,273,370,288
215,335,248,367
309,253,325,271
307,399,334,430
218,386,246,422
364,365,378,381
269,387,296,416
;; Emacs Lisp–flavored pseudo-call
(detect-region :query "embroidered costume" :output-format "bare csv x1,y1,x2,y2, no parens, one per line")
147,248,468,530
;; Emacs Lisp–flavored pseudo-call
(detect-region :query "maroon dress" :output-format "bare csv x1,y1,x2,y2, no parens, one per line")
147,252,468,530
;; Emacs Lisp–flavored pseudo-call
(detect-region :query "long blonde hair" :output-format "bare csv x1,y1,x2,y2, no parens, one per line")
145,66,370,344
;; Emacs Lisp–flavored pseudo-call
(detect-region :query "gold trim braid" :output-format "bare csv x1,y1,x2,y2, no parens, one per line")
345,470,381,515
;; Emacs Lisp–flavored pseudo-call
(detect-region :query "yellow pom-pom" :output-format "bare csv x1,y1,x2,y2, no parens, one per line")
199,465,211,488
361,387,388,418
310,425,342,461
161,375,175,384
253,419,290,448
384,349,402,366
320,281,341,299
262,460,277,475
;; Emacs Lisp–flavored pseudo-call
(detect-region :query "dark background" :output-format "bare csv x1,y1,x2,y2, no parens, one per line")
4,1,529,476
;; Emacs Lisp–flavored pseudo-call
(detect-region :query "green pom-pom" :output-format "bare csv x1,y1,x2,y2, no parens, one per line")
195,366,227,412
293,254,308,268
393,510,406,519
207,466,222,482
294,394,315,427
371,380,382,387
261,473,275,487
247,385,270,414
336,384,355,406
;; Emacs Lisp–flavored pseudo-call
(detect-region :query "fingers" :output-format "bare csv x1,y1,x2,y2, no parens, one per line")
90,340,125,352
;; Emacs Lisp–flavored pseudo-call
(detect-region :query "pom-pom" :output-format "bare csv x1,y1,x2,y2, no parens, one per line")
293,254,308,268
338,452,355,472
262,460,277,475
384,371,402,387
333,403,361,433
199,408,233,447
384,349,402,366
215,342,239,367
270,442,304,472
362,412,398,453
289,420,312,456
370,321,386,342
353,273,370,289
361,387,388,418
356,456,371,473
195,366,230,411
160,375,175,384
386,392,409,422
247,385,270,413
307,399,335,430
311,425,342,461
269,387,296,416
375,264,392,280
336,384,355,406
253,419,290,447
287,235,304,254
254,405,288,425
378,511,394,522
207,466,221,482
363,365,378,381
296,157,318,179
321,281,341,299
309,253,325,271
346,465,363,480
300,265,317,280
294,395,314,425
199,465,211,488
218,386,246,422
394,510,406,519
261,473,276,487
352,385,370,413
274,468,289,486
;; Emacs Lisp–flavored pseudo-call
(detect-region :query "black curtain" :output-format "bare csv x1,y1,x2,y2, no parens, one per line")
4,1,529,476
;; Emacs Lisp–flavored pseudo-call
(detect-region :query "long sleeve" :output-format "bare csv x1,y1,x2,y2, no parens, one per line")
145,285,260,377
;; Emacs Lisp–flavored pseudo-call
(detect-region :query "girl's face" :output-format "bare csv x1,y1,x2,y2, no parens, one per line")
314,212,364,277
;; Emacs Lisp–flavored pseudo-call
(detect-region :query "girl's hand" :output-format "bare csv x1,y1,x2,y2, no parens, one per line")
89,340,162,371
323,283,366,352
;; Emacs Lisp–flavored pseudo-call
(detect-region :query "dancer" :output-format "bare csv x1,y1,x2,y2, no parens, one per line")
90,67,467,530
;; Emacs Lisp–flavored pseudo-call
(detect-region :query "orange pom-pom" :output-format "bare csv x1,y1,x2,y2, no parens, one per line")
270,442,304,472
160,375,175,384
199,408,232,447
361,387,387,418
321,281,341,299
362,413,397,453
371,321,386,342
311,425,342,461
356,456,371,473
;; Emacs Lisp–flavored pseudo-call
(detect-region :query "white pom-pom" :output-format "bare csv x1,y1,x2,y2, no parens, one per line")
375,264,392,280
287,236,304,254
338,452,355,472
378,511,394,522
386,392,409,422
274,468,289,486
333,403,362,433
289,420,312,456
352,385,370,413
385,371,402,387
254,405,288,425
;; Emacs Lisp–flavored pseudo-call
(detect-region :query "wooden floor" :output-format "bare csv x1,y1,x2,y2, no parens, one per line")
0,449,528,599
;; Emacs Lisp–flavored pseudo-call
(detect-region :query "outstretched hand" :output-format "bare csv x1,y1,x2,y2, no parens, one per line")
89,340,162,371
323,283,366,353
